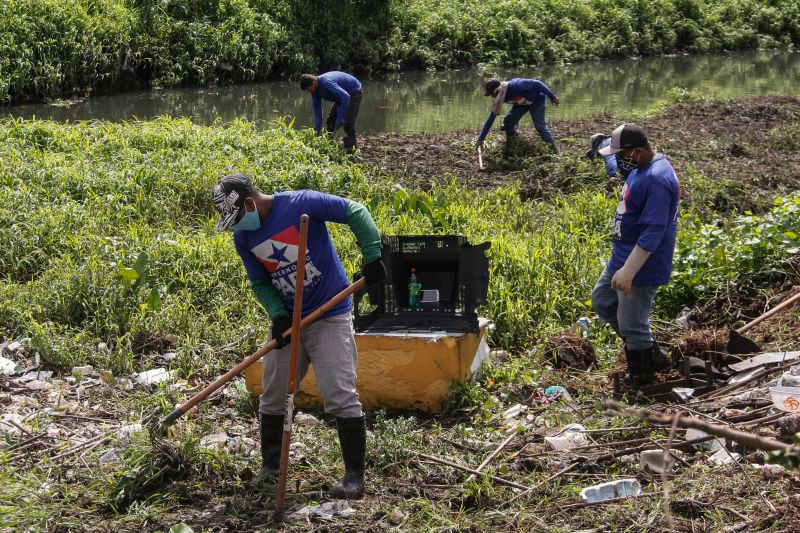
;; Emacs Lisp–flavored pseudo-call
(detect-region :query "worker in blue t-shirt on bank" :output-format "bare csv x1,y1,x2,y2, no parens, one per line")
212,173,386,498
590,124,679,387
475,77,560,154
585,132,634,189
300,71,363,153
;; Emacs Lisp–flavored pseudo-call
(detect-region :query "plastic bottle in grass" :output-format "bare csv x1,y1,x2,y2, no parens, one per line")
408,268,422,307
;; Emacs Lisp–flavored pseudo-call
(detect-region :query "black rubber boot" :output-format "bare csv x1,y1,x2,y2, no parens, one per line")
253,413,284,486
652,341,672,372
548,141,560,154
331,416,366,499
626,344,656,386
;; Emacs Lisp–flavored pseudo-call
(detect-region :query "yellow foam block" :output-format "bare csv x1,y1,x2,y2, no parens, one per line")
243,319,490,413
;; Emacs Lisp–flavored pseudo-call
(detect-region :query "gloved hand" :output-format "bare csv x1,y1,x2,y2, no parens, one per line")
363,258,387,286
271,316,293,349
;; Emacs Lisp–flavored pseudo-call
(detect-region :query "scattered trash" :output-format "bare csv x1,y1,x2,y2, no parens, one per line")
17,370,53,383
675,307,697,330
71,365,96,377
762,464,785,479
5,339,30,353
118,424,143,438
544,424,589,451
97,342,110,355
728,367,766,385
169,524,194,533
537,385,571,405
685,428,723,452
164,334,180,345
502,404,528,420
776,413,800,437
135,367,175,385
729,351,800,372
161,352,177,362
292,500,355,520
709,448,740,466
0,413,24,435
295,412,320,428
0,356,17,375
25,380,54,391
672,387,696,402
99,448,120,464
200,433,229,450
580,479,641,503
640,449,682,473
389,508,405,525
769,372,800,412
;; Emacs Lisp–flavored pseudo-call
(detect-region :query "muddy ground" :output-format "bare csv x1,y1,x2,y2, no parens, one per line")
360,96,800,213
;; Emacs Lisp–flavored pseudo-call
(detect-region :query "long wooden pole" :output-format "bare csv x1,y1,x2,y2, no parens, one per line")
157,275,366,431
736,288,800,334
477,145,484,170
275,214,309,520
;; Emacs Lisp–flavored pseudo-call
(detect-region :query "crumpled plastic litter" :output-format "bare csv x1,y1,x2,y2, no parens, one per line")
292,500,355,520
135,368,175,385
709,448,740,465
544,423,588,451
0,356,18,375
536,386,571,405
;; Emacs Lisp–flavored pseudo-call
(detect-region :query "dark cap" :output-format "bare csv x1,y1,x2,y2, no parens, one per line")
211,173,253,232
484,78,501,96
598,124,649,156
586,132,610,160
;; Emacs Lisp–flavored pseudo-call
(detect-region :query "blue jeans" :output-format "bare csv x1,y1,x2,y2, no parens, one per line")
591,267,659,350
501,102,554,144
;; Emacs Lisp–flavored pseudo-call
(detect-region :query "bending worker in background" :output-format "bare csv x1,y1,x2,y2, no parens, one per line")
212,173,386,498
300,71,363,153
590,124,679,387
475,77,560,154
586,132,635,188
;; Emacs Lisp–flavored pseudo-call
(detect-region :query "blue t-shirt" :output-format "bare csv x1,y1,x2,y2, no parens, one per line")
599,137,632,180
311,71,363,132
607,155,680,286
478,78,557,142
233,190,352,319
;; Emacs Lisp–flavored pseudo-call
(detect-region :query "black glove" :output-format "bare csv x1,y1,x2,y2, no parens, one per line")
363,258,387,286
271,316,292,349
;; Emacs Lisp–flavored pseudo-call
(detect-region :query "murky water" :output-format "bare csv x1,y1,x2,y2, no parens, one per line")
4,50,799,133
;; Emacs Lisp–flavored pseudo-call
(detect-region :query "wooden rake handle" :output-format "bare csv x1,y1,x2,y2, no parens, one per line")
736,288,800,334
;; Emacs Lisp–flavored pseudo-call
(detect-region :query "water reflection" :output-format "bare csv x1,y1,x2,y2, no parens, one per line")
4,50,799,133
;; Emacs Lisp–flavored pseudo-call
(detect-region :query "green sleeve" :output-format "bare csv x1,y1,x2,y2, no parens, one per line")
249,278,289,320
345,201,382,263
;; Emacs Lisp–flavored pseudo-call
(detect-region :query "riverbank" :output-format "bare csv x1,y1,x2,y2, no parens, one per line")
1,1,798,104
1,96,799,531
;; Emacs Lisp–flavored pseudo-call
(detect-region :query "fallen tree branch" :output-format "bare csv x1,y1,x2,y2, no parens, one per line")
415,453,530,491
603,400,799,453
466,431,517,482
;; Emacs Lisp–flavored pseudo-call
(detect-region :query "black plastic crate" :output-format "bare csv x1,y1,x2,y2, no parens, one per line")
354,235,490,332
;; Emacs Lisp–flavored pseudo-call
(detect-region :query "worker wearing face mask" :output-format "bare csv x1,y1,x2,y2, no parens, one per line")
586,132,636,188
590,124,680,387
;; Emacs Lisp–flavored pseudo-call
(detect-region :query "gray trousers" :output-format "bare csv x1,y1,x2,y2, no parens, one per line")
591,266,659,350
260,313,363,418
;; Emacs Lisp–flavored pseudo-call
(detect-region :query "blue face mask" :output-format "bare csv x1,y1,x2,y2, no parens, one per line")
233,202,261,231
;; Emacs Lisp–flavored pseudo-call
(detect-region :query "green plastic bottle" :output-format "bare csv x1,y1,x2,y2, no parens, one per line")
408,268,422,307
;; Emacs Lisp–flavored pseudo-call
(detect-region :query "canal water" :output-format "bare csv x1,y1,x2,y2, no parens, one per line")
4,50,799,133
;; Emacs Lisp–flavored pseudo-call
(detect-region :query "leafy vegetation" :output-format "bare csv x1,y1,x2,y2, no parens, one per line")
1,0,799,103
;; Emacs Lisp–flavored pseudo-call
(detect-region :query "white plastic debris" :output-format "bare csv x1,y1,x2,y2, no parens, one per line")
292,500,355,520
135,367,175,385
0,413,24,435
672,387,696,402
71,365,96,377
502,404,528,420
5,340,26,353
544,423,589,451
295,412,321,428
17,370,53,383
389,508,406,525
579,479,641,503
117,423,143,438
709,448,741,466
200,433,229,450
0,356,17,375
685,428,723,452
25,380,54,391
99,448,120,464
762,464,785,479
640,449,682,473
97,342,110,355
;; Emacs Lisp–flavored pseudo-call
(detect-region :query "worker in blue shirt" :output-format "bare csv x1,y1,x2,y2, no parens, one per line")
300,71,363,152
586,132,634,188
476,77,560,154
591,124,679,387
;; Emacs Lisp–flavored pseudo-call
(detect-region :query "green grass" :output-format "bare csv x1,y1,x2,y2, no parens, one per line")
1,0,799,103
